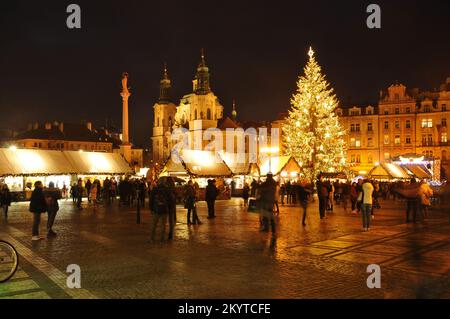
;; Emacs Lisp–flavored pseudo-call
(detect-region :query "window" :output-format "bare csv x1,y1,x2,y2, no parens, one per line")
406,120,411,129
355,139,361,147
367,138,373,147
442,132,448,143
368,123,373,131
406,136,411,144
428,134,433,145
395,108,400,114
384,135,389,145
350,138,356,147
367,109,373,115
384,153,390,160
207,108,211,120
406,107,411,113
351,155,355,163
355,124,360,132
442,104,447,112
356,155,361,163
422,135,427,145
384,121,389,129
424,105,431,112
350,124,355,132
351,110,360,116
442,118,447,127
422,119,433,128
368,155,373,163
395,120,400,129
395,135,401,145
384,110,389,115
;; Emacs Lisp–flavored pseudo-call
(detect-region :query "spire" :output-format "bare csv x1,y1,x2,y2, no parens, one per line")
194,48,211,95
231,99,237,121
158,63,172,104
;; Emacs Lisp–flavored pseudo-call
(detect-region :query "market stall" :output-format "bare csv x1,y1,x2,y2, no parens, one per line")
159,150,233,200
220,152,260,195
368,162,412,181
259,155,302,182
0,148,132,200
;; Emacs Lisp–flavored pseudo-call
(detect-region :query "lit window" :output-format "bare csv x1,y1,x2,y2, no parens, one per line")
384,153,390,160
355,139,361,147
384,135,389,145
395,136,401,145
350,138,356,147
428,119,433,128
442,132,448,143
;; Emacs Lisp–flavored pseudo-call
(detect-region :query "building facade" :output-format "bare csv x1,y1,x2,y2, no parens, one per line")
337,78,450,176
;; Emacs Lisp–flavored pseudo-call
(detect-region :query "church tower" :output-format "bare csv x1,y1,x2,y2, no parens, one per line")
151,64,177,163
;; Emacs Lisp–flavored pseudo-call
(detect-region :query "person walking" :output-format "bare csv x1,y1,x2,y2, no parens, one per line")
205,179,218,219
90,180,98,211
418,180,433,220
150,179,170,242
29,181,47,241
76,179,84,210
361,179,374,231
259,173,277,233
166,177,177,240
405,179,420,223
70,182,77,203
44,182,62,238
242,182,250,207
316,175,328,220
184,180,201,225
1,184,12,220
297,181,311,226
85,179,92,203
62,183,68,200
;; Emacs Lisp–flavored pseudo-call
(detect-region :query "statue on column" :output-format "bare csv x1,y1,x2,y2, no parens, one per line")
121,72,130,95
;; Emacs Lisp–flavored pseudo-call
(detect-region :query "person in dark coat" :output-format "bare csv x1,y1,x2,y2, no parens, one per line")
44,182,62,237
242,182,250,207
184,180,201,225
165,177,177,240
1,184,12,220
297,182,312,226
76,179,84,209
29,181,47,241
150,179,170,242
85,179,92,203
205,179,219,219
316,175,328,220
259,174,277,233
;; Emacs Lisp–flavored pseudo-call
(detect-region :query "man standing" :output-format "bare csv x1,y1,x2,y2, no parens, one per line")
259,173,277,233
1,184,12,220
297,181,311,226
166,177,177,240
206,179,218,219
361,179,374,231
29,181,47,241
85,179,92,203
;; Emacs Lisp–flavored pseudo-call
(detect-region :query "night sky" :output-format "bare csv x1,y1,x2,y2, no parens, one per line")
1,0,449,147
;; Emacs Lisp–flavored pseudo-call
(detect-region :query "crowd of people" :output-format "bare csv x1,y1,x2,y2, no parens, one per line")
0,172,442,241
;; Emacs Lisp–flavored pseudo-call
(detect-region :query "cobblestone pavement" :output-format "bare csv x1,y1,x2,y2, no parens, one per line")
0,197,449,299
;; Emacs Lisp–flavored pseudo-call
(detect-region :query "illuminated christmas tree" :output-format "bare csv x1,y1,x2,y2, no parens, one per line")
282,47,347,182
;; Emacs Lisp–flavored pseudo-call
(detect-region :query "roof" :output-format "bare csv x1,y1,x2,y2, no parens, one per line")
14,123,115,144
217,117,239,130
402,165,432,179
160,150,232,178
259,156,301,176
0,148,132,176
368,163,412,180
219,152,260,176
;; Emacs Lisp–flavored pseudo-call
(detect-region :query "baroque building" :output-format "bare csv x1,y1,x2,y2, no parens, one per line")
337,78,450,177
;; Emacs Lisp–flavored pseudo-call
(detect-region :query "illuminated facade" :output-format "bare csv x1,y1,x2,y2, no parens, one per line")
337,78,450,176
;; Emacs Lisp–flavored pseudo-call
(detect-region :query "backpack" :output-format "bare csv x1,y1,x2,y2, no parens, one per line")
153,188,168,214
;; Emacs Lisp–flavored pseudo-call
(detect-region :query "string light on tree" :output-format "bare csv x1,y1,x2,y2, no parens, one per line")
282,47,347,182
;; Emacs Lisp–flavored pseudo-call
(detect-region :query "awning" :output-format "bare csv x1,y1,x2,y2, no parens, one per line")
403,164,432,179
220,152,260,176
160,150,233,178
368,162,412,180
259,156,301,176
0,148,132,176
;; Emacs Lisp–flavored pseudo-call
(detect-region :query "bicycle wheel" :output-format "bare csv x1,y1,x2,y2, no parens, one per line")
0,240,19,283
